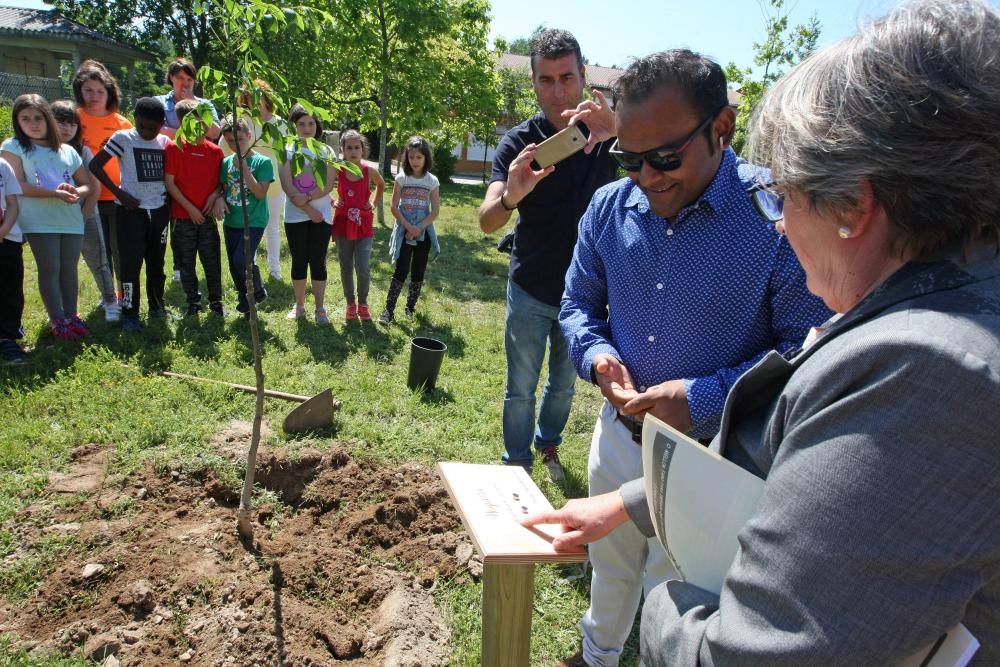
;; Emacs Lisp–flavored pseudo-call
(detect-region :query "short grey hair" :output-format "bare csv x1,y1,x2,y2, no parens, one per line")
749,0,1000,259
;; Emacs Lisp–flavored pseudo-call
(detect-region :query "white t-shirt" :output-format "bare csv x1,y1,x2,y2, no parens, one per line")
394,171,439,225
103,129,169,210
0,157,24,243
283,145,334,224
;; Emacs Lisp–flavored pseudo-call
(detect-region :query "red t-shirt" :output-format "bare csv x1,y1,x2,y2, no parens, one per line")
165,139,223,219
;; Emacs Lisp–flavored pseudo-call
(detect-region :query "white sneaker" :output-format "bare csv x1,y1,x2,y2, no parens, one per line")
269,268,282,281
173,270,181,282
104,301,121,322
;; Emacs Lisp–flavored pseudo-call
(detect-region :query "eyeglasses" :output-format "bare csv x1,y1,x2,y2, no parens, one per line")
748,182,784,223
609,112,718,172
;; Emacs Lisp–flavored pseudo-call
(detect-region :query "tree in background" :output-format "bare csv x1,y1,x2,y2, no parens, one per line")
725,0,820,155
263,0,496,221
47,0,217,70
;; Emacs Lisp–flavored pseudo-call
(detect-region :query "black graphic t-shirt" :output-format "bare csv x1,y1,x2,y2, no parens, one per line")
103,129,169,209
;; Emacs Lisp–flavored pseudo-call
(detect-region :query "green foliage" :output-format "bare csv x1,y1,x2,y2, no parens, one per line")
726,0,820,156
504,24,547,56
262,0,498,179
0,104,11,141
430,136,458,183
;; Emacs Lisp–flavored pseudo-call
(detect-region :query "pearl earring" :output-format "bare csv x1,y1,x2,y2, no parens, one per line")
838,227,851,239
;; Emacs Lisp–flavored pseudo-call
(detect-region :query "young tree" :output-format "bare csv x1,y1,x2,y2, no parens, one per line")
725,0,820,155
175,0,359,543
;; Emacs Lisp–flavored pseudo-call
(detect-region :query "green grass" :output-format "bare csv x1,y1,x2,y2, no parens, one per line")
0,181,640,665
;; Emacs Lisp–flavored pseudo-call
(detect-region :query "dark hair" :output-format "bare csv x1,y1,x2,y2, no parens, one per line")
614,50,729,124
165,57,197,86
134,97,166,123
10,94,60,151
402,135,432,176
288,103,322,138
71,60,122,113
529,29,583,74
49,100,83,156
339,129,369,158
174,98,199,124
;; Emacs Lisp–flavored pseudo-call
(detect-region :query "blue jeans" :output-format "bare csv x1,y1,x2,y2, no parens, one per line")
223,225,266,311
502,280,577,467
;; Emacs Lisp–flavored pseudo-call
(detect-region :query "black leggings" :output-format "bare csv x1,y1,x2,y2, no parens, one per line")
392,236,431,283
284,222,330,281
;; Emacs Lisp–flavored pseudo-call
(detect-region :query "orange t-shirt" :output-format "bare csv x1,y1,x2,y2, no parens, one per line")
78,109,132,201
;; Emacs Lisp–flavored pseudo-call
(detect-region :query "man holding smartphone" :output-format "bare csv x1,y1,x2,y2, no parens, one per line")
478,29,617,483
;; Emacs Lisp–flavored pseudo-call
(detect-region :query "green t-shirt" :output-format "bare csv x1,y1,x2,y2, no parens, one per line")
219,152,274,229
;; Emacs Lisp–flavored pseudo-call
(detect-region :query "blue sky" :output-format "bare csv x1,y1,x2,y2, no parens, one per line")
490,0,896,70
7,0,999,73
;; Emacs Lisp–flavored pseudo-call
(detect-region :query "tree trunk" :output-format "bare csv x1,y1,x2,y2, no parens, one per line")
231,86,266,545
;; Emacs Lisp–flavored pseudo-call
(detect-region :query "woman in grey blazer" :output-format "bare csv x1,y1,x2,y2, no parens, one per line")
526,0,1000,664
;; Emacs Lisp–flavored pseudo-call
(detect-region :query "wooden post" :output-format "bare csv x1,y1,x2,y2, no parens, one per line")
482,563,535,667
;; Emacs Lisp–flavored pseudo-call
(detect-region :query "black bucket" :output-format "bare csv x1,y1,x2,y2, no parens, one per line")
407,337,447,391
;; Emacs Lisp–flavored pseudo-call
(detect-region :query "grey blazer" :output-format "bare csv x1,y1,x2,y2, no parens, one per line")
625,246,1000,666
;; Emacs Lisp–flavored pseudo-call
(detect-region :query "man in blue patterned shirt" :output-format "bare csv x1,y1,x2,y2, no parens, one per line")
557,51,831,667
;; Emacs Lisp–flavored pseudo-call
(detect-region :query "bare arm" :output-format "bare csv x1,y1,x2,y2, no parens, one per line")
0,196,18,241
369,169,386,209
477,143,553,234
420,187,441,229
71,164,92,201
478,180,512,234
89,150,139,209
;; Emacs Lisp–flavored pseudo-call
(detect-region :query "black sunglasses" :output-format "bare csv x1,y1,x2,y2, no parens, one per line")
747,182,784,223
609,111,718,172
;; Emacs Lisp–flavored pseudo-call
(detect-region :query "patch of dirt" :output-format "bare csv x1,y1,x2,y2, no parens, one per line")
0,435,478,666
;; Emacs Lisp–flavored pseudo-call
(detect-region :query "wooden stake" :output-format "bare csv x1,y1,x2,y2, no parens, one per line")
482,563,535,667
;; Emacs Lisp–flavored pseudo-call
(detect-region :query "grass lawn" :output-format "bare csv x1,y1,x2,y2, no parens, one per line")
0,181,640,665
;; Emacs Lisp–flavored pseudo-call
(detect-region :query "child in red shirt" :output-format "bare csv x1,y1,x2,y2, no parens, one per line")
165,98,224,316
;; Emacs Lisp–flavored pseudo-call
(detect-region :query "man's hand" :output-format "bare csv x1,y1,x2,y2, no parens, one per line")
593,353,640,411
562,89,616,154
503,144,555,206
521,491,630,552
622,379,693,434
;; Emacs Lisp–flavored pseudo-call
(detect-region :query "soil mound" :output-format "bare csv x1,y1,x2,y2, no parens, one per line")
0,435,479,666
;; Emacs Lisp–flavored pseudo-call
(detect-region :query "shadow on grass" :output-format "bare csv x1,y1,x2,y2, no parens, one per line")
401,317,468,359
292,317,398,367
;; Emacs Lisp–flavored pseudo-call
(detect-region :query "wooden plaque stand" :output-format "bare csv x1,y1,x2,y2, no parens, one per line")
437,462,586,667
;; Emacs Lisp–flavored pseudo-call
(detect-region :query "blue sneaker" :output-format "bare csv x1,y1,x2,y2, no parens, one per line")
0,339,28,365
122,315,143,333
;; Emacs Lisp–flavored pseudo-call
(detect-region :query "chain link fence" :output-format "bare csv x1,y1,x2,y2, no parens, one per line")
0,72,66,103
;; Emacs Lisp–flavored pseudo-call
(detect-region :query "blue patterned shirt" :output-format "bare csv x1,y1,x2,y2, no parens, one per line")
560,148,832,438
